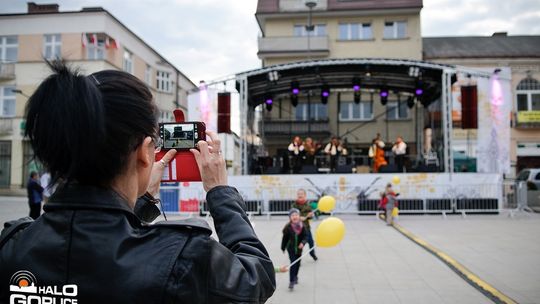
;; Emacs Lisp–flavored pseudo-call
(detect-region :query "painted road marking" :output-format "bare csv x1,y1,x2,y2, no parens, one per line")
392,222,517,304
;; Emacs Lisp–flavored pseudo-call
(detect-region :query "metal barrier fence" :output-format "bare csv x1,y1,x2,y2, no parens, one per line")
503,179,517,209
455,198,499,213
159,183,501,216
200,200,263,215
426,199,453,213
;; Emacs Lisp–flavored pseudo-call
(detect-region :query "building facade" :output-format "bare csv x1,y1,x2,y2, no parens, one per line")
255,0,540,176
0,3,195,190
424,34,540,176
256,0,423,66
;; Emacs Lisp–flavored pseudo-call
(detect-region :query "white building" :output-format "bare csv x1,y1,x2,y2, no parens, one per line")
0,3,195,190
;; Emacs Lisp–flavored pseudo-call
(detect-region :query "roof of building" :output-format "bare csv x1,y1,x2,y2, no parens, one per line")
256,0,422,14
423,35,540,59
0,5,196,87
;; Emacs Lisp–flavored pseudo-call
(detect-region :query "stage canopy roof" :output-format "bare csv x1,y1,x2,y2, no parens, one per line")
235,58,459,108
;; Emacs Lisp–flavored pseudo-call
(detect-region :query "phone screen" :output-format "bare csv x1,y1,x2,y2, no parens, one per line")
159,123,199,149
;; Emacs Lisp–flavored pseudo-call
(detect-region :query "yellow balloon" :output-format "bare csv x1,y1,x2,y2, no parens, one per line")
318,195,336,213
315,217,345,248
392,175,401,185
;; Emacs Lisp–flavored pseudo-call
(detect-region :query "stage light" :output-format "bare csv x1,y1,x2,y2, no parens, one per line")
352,77,361,92
380,88,388,105
352,77,361,104
408,66,420,77
290,80,299,107
321,84,330,104
267,71,279,82
265,94,273,111
291,80,300,95
407,96,415,108
415,79,424,97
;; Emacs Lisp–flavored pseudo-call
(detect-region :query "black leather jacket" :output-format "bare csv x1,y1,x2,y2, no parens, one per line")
0,185,275,303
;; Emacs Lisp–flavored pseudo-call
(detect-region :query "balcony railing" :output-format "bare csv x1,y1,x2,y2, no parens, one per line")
0,118,14,135
260,119,331,136
257,36,329,58
0,62,15,80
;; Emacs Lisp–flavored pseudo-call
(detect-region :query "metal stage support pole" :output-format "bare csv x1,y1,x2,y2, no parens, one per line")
239,76,249,175
441,70,454,178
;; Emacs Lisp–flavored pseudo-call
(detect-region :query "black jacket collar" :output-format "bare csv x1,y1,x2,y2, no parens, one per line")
44,184,135,217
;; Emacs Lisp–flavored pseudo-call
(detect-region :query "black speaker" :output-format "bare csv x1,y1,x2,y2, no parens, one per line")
461,85,477,129
217,92,231,133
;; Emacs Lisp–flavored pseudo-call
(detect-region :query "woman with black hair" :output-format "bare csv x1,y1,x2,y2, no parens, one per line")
0,61,275,303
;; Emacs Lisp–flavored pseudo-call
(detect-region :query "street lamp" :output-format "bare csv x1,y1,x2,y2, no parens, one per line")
304,0,318,60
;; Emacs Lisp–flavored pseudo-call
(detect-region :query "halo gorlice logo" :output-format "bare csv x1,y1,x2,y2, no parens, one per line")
9,270,78,304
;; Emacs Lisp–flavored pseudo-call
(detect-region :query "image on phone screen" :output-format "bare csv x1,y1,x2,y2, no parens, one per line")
161,123,198,149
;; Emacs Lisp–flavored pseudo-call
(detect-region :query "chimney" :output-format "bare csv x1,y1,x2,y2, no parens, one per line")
27,2,59,14
492,32,508,37
81,7,105,12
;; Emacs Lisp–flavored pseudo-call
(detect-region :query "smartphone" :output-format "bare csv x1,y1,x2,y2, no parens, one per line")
159,122,206,150
157,121,206,182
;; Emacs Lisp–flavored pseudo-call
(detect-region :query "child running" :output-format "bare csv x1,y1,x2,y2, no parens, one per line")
281,208,308,290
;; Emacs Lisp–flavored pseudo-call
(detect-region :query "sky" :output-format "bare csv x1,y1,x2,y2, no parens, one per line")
1,0,539,84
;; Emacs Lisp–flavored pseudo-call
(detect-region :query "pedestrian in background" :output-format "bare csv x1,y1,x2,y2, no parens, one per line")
26,171,43,219
281,208,308,290
379,183,398,225
292,188,318,261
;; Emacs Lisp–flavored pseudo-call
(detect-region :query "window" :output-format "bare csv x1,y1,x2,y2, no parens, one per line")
338,23,372,40
387,100,409,120
0,141,11,187
516,77,540,111
123,49,133,74
156,70,172,93
86,36,105,60
0,36,18,62
340,101,373,120
144,65,152,86
295,103,328,120
43,34,61,59
293,24,327,37
0,86,16,117
384,21,407,39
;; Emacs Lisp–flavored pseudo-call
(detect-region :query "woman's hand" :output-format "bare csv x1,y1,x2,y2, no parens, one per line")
298,243,304,249
191,131,228,192
147,149,177,197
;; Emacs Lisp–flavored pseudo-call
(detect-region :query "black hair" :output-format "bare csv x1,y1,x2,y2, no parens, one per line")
25,60,158,187
30,171,38,178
